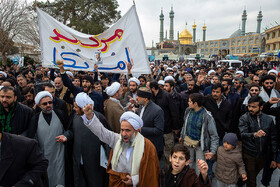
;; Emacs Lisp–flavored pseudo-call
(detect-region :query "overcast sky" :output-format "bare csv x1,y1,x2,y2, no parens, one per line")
117,0,280,47
30,0,280,47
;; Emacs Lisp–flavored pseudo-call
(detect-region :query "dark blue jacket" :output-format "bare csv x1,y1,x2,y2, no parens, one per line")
60,73,104,114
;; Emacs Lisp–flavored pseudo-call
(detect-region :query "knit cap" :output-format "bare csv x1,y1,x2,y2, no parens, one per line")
223,133,238,147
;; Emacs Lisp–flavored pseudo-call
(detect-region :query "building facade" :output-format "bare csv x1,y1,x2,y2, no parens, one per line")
196,33,265,57
265,25,280,55
196,9,266,58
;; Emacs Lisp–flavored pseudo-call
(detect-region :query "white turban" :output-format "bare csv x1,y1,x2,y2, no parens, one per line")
66,71,74,78
47,71,57,76
35,91,53,105
0,71,7,78
105,82,120,96
195,70,200,74
236,71,244,76
75,92,94,109
158,80,165,85
207,70,216,76
128,77,140,86
163,65,168,68
268,69,278,76
120,112,143,130
166,67,173,71
164,76,175,82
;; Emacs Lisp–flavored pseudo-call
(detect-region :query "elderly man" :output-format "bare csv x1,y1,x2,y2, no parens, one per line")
70,92,111,187
82,108,160,186
136,87,164,160
104,82,125,133
28,91,72,187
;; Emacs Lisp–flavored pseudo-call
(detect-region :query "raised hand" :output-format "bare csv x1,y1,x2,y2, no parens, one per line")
56,60,65,72
83,104,94,120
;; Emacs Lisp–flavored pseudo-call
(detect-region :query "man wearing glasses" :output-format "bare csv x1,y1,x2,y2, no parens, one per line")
28,91,72,187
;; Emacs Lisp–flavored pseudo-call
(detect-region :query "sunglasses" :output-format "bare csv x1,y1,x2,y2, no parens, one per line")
264,82,274,85
250,89,259,92
41,101,53,106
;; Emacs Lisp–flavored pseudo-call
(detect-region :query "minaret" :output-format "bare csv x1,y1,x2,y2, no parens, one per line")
165,30,167,40
203,23,206,41
159,9,164,42
256,10,263,33
169,6,174,40
193,20,196,43
177,31,179,40
241,9,247,36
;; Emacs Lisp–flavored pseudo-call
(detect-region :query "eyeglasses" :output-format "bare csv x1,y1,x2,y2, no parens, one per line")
41,101,53,106
253,80,260,82
264,82,274,85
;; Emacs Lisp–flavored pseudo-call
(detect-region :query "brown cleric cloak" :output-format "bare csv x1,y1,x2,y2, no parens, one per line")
106,137,160,187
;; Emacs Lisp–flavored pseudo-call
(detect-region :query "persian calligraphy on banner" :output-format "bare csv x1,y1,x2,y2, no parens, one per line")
37,6,150,74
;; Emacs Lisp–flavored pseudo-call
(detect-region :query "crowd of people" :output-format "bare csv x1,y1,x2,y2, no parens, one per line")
0,58,280,187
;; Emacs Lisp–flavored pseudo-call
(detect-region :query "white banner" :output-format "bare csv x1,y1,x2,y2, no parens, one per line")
37,6,150,74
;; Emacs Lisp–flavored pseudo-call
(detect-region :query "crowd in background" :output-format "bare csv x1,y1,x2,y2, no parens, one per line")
0,58,280,187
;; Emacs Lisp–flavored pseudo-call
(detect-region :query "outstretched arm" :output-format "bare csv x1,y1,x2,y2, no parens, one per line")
82,104,119,148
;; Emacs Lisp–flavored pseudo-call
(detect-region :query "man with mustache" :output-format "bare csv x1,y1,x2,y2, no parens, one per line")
259,75,280,108
57,61,104,114
21,87,36,110
239,96,277,187
28,91,72,187
0,86,33,135
82,107,160,186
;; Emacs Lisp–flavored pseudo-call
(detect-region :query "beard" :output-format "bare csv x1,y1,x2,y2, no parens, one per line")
121,132,136,148
249,109,260,116
40,106,53,114
26,99,34,105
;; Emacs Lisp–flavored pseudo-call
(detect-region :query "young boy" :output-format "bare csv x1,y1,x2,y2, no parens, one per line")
215,133,247,187
163,144,211,187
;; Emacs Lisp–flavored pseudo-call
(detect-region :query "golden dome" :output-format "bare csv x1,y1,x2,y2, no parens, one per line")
203,23,206,30
179,28,192,45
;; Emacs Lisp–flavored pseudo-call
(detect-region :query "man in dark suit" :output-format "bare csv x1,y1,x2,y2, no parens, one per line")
136,87,164,160
0,123,48,186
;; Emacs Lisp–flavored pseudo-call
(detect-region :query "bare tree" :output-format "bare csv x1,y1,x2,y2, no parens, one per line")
0,0,34,65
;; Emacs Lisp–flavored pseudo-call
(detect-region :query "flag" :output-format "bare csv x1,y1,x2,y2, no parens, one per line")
37,6,150,74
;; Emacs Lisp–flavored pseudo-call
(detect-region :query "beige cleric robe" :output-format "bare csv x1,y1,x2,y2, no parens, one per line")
104,98,125,133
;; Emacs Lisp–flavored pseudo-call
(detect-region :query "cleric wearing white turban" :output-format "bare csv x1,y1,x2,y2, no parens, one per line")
0,71,7,78
66,71,74,78
164,76,175,82
268,69,278,76
82,102,160,187
75,92,94,109
207,70,216,76
105,82,121,97
128,77,140,86
35,91,53,105
235,70,244,77
120,111,143,130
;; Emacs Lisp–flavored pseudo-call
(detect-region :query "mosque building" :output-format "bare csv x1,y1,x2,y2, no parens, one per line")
154,7,197,60
196,9,266,59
